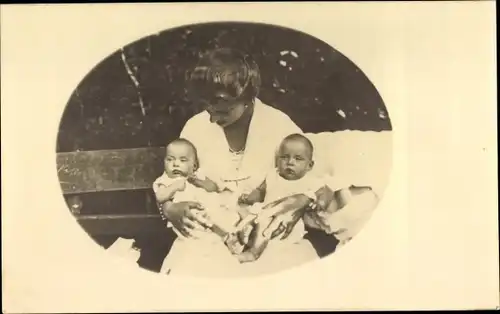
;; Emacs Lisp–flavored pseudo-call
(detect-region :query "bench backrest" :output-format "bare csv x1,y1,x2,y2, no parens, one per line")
57,147,165,194
57,147,167,236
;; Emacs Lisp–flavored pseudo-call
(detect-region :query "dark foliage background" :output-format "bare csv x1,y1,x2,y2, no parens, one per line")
57,22,391,153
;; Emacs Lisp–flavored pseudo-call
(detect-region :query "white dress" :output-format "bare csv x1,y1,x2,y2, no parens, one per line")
160,99,320,277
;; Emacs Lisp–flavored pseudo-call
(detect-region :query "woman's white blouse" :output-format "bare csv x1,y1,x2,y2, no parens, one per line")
179,98,302,194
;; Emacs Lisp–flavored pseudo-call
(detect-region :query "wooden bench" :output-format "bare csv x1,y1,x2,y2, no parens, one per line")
57,147,168,237
56,145,342,268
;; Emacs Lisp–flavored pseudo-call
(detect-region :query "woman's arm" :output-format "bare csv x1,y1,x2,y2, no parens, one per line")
304,185,379,241
239,180,267,205
187,175,219,193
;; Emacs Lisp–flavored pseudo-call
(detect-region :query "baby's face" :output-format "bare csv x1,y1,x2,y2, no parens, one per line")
164,143,197,178
276,139,313,180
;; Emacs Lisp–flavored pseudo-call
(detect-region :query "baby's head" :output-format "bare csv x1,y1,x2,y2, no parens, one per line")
164,138,199,178
276,133,314,180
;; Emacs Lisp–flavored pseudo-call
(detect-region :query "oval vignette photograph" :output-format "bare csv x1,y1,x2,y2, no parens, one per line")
56,22,393,278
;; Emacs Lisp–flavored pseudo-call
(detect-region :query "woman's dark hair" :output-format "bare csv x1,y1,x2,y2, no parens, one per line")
186,48,261,104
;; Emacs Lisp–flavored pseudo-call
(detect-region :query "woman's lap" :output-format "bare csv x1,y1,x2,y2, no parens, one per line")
237,239,319,277
161,238,240,278
162,238,319,278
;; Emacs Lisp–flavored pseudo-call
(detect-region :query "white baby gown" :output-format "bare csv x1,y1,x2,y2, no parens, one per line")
156,172,244,278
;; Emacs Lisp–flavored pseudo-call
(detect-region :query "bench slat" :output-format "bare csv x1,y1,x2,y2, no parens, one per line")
57,147,165,194
76,214,166,235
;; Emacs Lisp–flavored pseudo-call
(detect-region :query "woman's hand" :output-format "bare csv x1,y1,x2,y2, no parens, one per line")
304,185,378,239
259,194,313,240
161,201,213,238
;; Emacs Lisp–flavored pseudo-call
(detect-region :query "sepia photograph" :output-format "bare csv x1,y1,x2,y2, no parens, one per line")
56,21,392,278
2,2,497,312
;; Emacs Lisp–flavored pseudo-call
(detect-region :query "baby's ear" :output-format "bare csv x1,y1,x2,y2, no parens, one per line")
308,160,315,169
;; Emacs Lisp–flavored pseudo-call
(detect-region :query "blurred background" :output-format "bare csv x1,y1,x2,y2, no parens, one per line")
57,22,390,153
56,22,392,271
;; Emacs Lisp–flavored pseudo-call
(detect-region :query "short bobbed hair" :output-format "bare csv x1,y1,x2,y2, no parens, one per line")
186,48,261,104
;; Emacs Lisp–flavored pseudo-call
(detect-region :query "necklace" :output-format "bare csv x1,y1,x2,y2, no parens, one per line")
229,147,245,154
226,103,252,155
228,147,245,176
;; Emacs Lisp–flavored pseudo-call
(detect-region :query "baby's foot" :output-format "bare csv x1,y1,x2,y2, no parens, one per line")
237,251,259,263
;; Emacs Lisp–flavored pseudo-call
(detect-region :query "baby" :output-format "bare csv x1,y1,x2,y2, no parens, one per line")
235,133,326,263
153,138,242,239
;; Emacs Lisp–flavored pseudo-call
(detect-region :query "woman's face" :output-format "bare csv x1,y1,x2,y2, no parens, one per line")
201,91,248,128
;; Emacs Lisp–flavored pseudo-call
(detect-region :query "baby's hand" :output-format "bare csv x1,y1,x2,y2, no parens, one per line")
186,173,198,184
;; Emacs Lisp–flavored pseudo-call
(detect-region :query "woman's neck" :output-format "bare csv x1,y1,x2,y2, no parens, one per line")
228,102,254,131
223,101,255,152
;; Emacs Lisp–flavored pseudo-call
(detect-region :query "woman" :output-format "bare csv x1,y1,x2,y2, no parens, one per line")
159,48,370,276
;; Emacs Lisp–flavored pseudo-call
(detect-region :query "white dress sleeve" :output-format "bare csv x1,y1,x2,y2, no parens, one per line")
193,168,207,180
323,173,353,193
152,174,172,195
179,115,205,167
179,116,199,142
278,110,303,135
317,189,379,239
271,113,303,161
302,175,327,200
179,114,226,188
255,101,304,174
